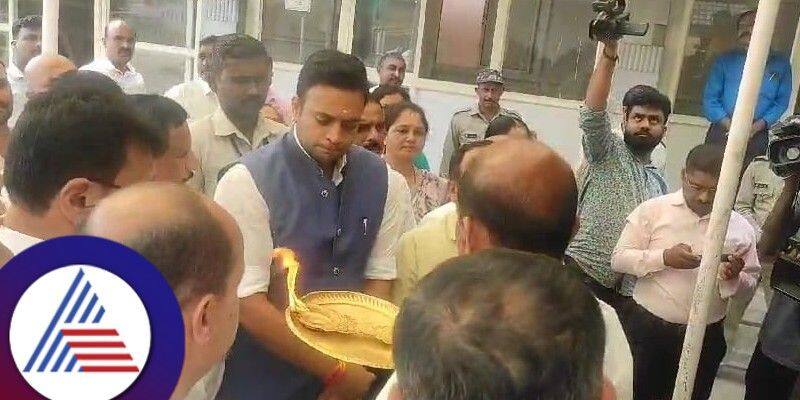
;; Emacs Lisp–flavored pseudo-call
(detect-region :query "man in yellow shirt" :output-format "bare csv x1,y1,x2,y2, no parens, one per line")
393,140,490,303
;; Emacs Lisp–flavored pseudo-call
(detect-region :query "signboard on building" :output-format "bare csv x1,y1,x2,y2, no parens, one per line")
285,0,312,13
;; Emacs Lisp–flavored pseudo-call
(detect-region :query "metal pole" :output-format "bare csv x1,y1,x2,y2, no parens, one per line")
672,1,782,399
42,0,60,55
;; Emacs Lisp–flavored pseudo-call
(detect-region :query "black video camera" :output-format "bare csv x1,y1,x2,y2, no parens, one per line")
589,0,650,41
768,114,800,178
772,234,800,302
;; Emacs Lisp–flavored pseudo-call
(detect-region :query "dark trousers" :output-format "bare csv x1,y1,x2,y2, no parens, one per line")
564,257,637,341
564,256,631,311
582,273,633,318
745,342,800,400
705,123,768,171
627,302,726,400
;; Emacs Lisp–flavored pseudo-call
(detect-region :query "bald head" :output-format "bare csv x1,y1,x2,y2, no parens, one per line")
24,54,76,98
84,182,243,398
104,20,136,69
84,182,241,303
457,138,577,258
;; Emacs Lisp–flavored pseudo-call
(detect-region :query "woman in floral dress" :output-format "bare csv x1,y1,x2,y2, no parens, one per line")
383,102,449,222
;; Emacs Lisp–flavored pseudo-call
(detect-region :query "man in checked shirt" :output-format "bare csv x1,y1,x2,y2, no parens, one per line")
565,37,671,317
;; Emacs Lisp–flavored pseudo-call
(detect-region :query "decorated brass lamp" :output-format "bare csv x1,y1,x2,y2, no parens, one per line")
274,248,399,369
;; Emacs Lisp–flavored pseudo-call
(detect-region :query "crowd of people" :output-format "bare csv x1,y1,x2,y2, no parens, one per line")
0,8,798,400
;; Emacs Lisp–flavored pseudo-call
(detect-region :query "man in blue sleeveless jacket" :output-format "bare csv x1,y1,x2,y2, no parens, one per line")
214,49,413,399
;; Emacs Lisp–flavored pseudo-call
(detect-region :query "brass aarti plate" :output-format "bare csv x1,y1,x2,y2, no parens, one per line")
276,248,399,369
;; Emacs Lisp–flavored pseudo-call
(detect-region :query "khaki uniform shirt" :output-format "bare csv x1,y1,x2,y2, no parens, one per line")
439,105,521,176
734,157,784,234
189,107,289,196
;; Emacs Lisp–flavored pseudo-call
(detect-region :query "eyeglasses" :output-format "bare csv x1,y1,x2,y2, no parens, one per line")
683,175,716,195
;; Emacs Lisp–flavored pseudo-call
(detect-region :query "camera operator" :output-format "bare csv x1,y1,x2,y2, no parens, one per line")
565,36,671,313
747,129,800,399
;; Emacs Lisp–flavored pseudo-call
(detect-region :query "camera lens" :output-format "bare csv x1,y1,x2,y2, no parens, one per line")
786,147,800,161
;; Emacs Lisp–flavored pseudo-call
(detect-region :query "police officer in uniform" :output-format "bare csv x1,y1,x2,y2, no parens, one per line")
439,68,522,176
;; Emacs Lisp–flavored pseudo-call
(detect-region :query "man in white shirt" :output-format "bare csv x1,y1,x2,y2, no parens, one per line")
0,72,162,255
80,20,145,94
189,34,288,196
214,49,412,400
8,15,42,125
612,143,760,400
379,137,634,400
164,35,220,121
84,183,243,400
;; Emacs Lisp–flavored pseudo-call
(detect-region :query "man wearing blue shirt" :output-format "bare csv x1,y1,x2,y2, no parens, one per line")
703,10,792,168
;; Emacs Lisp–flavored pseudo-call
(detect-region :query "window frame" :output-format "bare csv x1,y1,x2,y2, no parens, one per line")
91,0,264,92
16,0,800,115
2,0,17,65
356,0,587,109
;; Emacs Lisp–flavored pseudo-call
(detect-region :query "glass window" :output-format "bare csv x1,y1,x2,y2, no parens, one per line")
198,0,247,39
110,0,189,47
10,1,93,66
419,0,497,84
674,0,800,116
131,48,188,94
261,0,340,64
352,0,421,68
501,0,598,100
60,0,94,65
17,0,41,18
0,31,7,65
0,1,8,24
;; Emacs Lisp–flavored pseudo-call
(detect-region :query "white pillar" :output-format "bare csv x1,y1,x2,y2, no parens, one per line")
659,0,696,102
489,0,512,70
337,0,356,54
42,0,60,55
786,15,800,117
672,1,782,398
